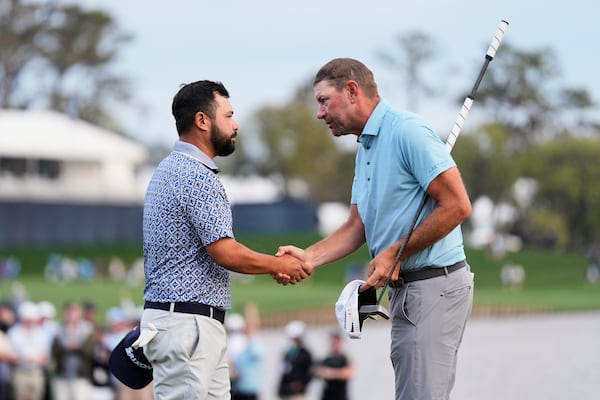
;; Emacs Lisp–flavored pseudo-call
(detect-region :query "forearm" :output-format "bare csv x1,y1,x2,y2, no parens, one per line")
207,238,286,275
306,207,366,268
306,230,364,268
393,205,465,261
397,167,471,260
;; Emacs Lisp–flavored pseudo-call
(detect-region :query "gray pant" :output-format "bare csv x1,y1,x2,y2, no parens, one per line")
389,265,474,400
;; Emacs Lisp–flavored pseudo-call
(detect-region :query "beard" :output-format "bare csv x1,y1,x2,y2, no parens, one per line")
210,124,236,157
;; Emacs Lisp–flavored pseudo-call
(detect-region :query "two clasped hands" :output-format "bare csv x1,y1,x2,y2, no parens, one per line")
271,244,401,293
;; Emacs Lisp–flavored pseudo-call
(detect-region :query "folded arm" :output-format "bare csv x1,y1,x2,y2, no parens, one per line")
363,167,471,289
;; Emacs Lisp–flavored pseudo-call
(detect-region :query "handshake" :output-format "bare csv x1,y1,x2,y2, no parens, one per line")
271,245,313,285
270,241,402,292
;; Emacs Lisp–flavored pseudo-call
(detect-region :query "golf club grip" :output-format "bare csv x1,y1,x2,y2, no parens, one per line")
376,20,509,303
487,20,509,59
448,20,509,152
446,97,473,153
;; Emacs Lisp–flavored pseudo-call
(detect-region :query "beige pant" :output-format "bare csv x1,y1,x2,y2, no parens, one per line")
52,377,91,400
139,308,230,400
13,367,45,399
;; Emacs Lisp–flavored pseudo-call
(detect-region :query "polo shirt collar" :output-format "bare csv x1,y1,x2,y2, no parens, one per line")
357,100,390,146
173,140,220,173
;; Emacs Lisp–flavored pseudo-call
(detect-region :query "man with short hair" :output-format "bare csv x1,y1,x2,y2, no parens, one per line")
138,80,310,400
277,58,474,400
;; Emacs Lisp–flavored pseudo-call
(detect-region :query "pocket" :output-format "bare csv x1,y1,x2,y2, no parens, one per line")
187,315,202,359
441,269,474,298
399,285,420,326
400,288,412,325
441,283,472,298
132,323,158,349
440,280,473,323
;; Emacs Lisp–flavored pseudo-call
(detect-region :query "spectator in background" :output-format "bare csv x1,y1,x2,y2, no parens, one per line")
225,313,248,390
50,301,95,400
88,325,115,400
278,320,313,400
314,332,354,400
37,301,58,400
82,300,99,330
0,328,11,400
102,308,132,353
37,301,59,349
0,301,16,333
81,300,115,400
0,301,17,399
226,304,264,400
7,301,50,400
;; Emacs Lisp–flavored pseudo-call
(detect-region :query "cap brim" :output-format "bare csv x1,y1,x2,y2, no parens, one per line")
108,327,153,389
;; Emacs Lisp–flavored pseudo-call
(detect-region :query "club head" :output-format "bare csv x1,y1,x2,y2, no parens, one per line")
359,304,390,320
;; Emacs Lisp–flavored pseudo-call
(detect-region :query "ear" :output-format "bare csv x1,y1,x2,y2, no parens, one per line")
346,81,359,103
194,112,210,132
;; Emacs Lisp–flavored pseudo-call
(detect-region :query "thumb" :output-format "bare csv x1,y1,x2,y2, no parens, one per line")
359,279,375,293
275,246,289,257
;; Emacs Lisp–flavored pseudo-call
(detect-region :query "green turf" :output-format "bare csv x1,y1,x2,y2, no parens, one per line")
1,232,598,324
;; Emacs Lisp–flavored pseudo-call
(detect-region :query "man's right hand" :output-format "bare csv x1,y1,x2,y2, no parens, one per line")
275,253,311,285
272,245,313,285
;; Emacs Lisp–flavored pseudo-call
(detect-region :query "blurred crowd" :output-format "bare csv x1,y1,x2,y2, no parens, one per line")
0,297,150,400
0,295,355,400
0,255,145,285
225,307,354,400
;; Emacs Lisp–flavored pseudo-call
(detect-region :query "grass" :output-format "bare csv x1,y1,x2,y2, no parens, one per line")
1,232,598,325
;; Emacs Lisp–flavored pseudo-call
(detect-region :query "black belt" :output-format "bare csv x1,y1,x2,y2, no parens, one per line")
144,301,226,324
389,260,467,288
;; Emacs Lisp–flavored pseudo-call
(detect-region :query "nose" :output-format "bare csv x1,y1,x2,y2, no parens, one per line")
316,105,326,120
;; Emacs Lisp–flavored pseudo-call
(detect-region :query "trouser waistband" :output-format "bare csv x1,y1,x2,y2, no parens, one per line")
389,260,467,288
144,301,226,324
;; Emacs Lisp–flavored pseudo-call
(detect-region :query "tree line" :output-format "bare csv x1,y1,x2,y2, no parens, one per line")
2,0,599,252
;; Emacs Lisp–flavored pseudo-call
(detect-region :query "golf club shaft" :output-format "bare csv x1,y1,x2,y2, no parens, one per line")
376,20,509,305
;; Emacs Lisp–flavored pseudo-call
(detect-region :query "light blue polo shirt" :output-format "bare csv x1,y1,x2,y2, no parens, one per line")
351,100,466,270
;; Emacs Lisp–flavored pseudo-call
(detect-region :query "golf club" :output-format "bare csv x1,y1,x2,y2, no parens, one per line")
360,19,510,320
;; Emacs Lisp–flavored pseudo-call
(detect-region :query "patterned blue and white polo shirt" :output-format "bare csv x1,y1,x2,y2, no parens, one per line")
142,141,233,309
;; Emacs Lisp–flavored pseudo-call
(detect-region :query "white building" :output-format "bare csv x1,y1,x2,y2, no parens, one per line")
0,109,149,204
0,110,150,246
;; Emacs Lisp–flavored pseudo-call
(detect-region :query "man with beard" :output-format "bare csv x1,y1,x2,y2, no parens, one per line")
135,80,310,400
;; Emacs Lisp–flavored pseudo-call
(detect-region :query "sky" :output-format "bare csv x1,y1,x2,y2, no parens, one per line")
73,0,599,148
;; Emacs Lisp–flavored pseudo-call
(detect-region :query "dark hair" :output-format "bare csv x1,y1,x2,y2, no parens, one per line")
313,58,379,98
171,80,230,135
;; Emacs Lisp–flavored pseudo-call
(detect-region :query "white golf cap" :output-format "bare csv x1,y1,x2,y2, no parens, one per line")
18,301,40,321
335,280,364,339
335,279,388,339
284,320,306,339
37,301,56,319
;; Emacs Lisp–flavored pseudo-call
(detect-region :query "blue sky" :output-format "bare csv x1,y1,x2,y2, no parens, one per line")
76,0,599,147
